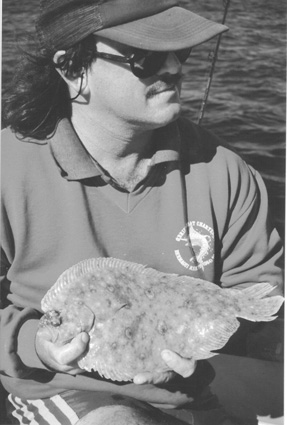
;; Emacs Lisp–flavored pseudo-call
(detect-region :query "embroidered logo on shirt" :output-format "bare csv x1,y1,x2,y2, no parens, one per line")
174,221,214,271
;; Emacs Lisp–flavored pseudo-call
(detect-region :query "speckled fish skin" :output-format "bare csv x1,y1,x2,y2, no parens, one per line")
39,258,284,382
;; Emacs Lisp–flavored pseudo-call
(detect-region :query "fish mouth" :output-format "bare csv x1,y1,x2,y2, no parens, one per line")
40,301,96,343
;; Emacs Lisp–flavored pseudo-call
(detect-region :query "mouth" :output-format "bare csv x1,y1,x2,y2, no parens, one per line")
146,73,182,99
147,83,180,99
157,84,178,94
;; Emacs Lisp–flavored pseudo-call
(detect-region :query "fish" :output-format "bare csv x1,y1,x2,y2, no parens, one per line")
38,257,284,382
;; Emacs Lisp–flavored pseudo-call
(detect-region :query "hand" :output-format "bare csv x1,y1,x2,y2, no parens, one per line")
35,327,90,374
133,350,197,385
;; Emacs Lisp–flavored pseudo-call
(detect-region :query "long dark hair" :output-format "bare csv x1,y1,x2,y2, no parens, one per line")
2,34,97,140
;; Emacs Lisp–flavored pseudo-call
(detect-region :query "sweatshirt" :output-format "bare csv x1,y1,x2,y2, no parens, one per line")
0,117,283,405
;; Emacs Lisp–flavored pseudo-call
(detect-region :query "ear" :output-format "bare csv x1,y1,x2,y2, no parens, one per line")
53,50,87,99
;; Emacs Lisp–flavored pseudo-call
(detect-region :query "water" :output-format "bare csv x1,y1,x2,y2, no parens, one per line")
2,0,286,240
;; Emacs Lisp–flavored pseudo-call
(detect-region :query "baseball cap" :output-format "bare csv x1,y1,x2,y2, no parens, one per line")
36,0,228,52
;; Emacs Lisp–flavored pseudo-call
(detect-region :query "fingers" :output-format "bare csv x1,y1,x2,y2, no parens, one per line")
36,330,90,374
55,332,89,365
133,370,175,385
133,350,197,385
161,350,197,378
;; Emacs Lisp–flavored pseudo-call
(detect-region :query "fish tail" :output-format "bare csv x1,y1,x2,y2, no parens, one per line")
237,283,284,322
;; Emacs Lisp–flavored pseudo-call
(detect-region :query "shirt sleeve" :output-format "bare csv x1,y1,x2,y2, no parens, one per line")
220,162,283,296
0,301,43,378
0,213,46,378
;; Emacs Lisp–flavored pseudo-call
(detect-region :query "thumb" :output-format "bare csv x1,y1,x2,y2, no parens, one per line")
55,332,90,365
161,350,197,378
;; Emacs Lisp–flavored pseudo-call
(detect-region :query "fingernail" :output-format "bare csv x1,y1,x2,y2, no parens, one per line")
81,333,89,343
134,376,146,385
162,350,172,361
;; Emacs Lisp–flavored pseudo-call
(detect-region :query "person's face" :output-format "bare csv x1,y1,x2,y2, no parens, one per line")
85,36,184,131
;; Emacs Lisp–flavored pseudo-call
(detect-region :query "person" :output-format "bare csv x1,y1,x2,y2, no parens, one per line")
1,0,283,424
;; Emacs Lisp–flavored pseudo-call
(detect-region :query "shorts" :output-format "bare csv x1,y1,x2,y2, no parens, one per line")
6,388,233,425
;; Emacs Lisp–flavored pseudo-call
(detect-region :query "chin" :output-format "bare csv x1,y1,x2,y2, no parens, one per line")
154,104,182,127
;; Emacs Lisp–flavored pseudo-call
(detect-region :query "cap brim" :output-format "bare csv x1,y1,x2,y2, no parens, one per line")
95,6,228,51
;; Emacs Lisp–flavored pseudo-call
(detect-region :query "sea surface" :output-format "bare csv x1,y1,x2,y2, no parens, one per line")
2,0,286,241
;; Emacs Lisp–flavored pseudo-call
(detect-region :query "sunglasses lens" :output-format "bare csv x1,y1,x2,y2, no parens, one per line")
132,51,168,78
175,47,192,64
131,47,192,79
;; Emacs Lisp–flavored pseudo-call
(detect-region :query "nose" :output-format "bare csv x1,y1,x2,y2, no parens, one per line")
157,52,182,75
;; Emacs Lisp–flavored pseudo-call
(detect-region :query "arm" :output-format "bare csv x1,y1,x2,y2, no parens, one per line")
220,162,283,295
0,297,90,379
0,302,40,378
0,244,41,378
217,160,283,356
0,200,45,377
0,257,90,378
0,214,89,378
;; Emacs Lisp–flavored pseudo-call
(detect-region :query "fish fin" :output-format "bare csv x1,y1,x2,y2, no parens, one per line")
237,283,284,322
241,282,281,299
42,257,151,312
80,356,132,382
194,319,240,359
94,257,147,274
194,352,218,360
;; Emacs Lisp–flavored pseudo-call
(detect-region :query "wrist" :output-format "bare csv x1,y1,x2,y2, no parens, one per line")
18,318,50,370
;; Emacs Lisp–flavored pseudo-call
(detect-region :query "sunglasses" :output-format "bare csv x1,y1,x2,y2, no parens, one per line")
93,47,192,79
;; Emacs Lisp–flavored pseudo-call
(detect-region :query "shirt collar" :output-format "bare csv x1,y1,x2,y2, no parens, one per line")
49,118,180,181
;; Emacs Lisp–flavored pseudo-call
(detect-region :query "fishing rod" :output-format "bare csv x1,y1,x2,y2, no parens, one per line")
197,0,231,125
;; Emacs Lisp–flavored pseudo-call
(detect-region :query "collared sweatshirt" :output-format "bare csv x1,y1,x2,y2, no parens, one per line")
0,117,283,405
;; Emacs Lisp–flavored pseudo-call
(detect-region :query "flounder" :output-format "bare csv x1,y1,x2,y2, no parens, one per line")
39,257,284,381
